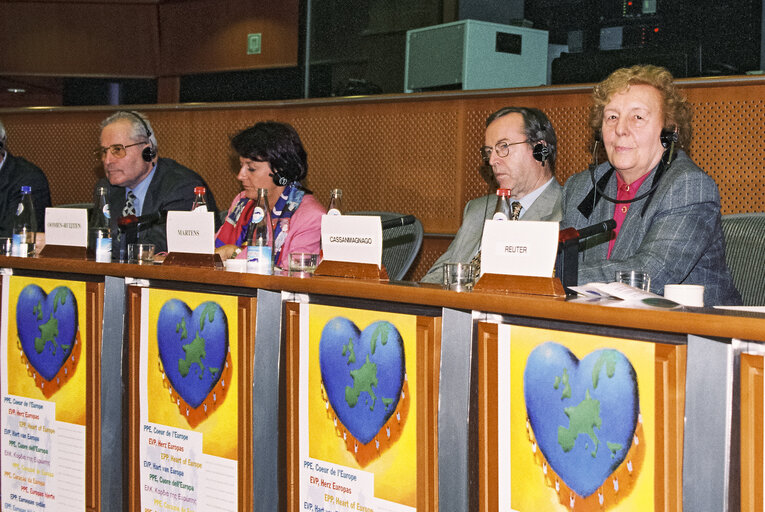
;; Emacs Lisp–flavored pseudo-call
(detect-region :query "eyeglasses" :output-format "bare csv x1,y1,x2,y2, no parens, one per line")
94,141,148,160
479,139,530,161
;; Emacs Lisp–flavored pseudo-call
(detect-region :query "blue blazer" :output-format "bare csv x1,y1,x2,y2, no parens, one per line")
561,150,741,306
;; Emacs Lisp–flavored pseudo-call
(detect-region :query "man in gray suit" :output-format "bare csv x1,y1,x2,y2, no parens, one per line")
561,65,740,306
421,107,562,284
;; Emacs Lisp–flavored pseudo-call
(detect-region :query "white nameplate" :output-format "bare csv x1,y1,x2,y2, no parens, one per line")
166,211,215,254
44,207,88,247
321,215,383,267
480,220,559,277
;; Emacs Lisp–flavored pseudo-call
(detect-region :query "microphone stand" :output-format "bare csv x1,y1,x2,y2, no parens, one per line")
555,219,617,291
555,236,580,291
116,215,139,262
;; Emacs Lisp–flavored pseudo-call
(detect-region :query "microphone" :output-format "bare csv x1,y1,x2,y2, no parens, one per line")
381,215,416,230
559,219,616,244
117,210,168,232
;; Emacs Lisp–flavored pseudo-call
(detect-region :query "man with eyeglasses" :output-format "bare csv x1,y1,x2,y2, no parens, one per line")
0,118,51,237
94,110,218,258
421,107,562,284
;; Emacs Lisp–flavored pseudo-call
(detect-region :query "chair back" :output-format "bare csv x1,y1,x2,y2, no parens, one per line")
721,213,765,306
348,211,423,281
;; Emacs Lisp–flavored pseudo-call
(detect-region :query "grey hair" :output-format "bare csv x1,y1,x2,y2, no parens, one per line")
0,119,6,142
100,110,158,150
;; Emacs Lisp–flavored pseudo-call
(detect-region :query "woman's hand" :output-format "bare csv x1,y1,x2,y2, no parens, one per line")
215,244,240,260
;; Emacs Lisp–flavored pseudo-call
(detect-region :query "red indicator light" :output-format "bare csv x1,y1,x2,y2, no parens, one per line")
654,27,659,32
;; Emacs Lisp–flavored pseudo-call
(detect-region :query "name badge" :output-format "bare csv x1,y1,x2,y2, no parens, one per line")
166,211,215,254
45,207,88,247
480,220,559,277
321,215,383,267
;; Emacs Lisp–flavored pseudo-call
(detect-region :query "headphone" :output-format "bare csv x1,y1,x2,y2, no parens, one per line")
582,127,679,217
269,166,289,187
532,142,551,165
124,111,157,163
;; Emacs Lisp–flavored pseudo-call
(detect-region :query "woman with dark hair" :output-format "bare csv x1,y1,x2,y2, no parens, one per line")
561,65,740,305
215,121,325,268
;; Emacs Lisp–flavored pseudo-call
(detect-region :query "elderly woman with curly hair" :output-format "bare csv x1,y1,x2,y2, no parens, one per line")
561,64,740,306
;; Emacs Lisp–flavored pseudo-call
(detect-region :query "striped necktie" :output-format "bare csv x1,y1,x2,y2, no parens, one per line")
511,201,522,220
123,190,137,216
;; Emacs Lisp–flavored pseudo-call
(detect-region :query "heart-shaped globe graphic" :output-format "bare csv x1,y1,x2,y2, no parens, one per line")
16,284,78,383
524,342,639,498
319,317,405,445
156,299,228,409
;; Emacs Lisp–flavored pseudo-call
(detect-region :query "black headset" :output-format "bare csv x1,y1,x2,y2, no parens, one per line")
532,142,551,164
269,166,289,187
579,128,679,219
124,110,157,162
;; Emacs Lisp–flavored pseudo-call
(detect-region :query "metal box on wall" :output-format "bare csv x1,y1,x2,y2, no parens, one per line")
405,19,549,92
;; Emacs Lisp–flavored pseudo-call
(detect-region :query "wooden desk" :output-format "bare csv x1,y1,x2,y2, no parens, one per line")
0,255,762,512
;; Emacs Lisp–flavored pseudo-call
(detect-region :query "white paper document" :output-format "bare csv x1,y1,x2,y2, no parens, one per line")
480,220,558,277
320,215,383,267
570,282,682,309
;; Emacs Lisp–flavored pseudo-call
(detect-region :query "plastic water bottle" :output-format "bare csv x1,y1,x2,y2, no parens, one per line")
492,188,512,221
12,186,36,257
191,186,207,211
246,188,273,274
327,188,343,215
90,186,112,262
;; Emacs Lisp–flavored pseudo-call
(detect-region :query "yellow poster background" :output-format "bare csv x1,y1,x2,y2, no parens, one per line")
509,326,656,511
6,276,87,426
308,304,418,507
147,289,239,460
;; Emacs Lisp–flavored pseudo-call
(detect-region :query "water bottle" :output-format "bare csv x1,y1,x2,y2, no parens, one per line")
492,188,512,221
12,186,36,257
191,186,208,211
327,188,343,215
246,188,273,275
89,186,112,262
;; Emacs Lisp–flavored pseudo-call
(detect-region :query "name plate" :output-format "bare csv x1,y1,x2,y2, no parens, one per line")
44,207,88,247
321,215,383,267
166,211,215,254
480,220,558,277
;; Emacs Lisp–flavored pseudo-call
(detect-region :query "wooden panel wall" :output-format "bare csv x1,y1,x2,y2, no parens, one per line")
1,76,763,280
158,0,299,75
0,2,159,77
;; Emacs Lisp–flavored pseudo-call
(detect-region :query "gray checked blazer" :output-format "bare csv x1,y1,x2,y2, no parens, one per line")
421,180,562,284
561,150,741,306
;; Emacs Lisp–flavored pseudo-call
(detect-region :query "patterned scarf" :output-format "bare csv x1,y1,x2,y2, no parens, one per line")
215,183,305,266
271,184,305,266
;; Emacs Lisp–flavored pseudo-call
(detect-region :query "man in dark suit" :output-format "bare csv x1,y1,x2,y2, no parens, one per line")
0,119,51,237
94,111,218,258
421,107,562,284
561,65,740,306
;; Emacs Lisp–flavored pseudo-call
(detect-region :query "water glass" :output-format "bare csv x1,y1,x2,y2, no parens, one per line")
615,270,651,291
444,262,475,291
128,243,155,264
289,252,319,276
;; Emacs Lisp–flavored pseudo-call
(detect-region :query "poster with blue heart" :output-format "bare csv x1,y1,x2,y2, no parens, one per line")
299,303,418,512
496,324,656,511
1,275,88,511
138,288,239,512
